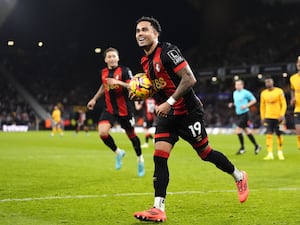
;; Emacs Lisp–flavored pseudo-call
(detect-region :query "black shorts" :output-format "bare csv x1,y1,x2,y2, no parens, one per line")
155,109,208,150
263,118,280,134
236,112,249,129
294,112,300,125
99,110,135,131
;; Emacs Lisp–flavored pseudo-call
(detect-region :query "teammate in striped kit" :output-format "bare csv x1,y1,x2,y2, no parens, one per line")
135,97,157,148
87,47,144,177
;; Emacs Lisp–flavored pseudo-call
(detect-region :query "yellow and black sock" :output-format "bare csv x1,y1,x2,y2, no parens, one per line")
266,134,273,153
277,135,283,150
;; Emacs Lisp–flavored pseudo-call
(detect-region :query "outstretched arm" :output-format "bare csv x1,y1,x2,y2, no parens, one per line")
106,78,130,89
106,78,145,101
241,99,256,110
87,84,104,110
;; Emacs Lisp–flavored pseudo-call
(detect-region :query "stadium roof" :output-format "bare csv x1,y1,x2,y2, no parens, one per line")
0,0,299,72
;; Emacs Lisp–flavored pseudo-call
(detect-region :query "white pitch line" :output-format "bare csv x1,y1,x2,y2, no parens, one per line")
1,187,299,203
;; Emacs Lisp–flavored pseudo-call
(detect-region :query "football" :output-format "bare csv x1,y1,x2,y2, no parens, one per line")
129,73,153,99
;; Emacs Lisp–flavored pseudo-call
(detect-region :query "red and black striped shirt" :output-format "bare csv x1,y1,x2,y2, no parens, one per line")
101,66,133,116
141,42,202,115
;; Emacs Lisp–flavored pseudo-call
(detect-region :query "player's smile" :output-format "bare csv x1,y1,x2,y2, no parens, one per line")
107,60,118,68
136,32,150,47
138,37,145,44
137,36,146,46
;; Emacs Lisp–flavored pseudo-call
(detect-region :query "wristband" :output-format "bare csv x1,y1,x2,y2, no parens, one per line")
167,96,177,106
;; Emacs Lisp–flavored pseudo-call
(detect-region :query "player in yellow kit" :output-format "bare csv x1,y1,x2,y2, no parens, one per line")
260,77,287,160
290,56,300,150
51,105,64,136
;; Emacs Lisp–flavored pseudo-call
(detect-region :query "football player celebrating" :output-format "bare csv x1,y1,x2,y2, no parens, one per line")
87,47,144,177
132,17,249,222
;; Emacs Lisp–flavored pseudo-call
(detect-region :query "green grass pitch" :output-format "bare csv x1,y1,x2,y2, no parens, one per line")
1,131,300,225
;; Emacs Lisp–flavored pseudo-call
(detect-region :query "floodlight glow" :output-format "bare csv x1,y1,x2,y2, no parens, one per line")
7,40,14,46
38,41,43,47
95,48,101,53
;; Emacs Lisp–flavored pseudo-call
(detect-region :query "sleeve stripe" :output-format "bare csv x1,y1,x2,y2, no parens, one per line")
173,61,187,73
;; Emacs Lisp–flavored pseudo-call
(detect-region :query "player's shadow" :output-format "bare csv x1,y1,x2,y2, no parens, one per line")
131,222,167,225
131,223,161,225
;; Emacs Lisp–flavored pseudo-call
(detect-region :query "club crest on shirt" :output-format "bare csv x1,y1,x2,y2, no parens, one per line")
167,49,184,65
155,63,161,72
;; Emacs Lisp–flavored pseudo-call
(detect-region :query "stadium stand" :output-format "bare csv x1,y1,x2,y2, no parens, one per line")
0,2,299,130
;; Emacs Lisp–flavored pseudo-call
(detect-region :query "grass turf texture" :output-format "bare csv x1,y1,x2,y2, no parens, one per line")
0,131,300,225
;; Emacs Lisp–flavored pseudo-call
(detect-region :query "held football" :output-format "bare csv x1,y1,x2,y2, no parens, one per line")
129,73,153,99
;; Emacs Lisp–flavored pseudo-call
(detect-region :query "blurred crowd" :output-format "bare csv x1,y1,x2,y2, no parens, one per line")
0,81,36,128
186,2,300,68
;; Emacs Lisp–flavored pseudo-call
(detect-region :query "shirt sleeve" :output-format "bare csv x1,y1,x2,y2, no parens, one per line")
161,43,188,73
290,77,295,90
123,67,133,83
246,90,256,102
